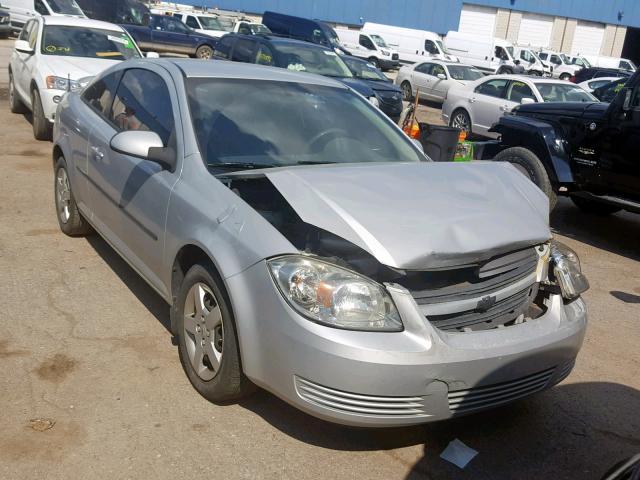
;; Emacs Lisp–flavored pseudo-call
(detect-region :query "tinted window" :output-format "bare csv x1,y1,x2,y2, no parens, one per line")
431,64,446,77
538,52,548,60
415,63,433,74
255,44,274,66
34,0,48,15
185,16,199,29
550,55,561,64
156,16,190,34
110,69,175,146
475,79,508,98
359,34,375,50
82,71,122,117
237,22,252,35
506,80,534,103
187,79,423,169
231,38,256,63
424,40,438,54
215,36,234,59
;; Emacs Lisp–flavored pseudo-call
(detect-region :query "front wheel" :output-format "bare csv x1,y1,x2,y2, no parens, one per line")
368,57,380,69
450,108,472,135
559,73,571,81
176,264,255,403
571,196,621,215
54,157,93,236
196,45,214,59
493,146,557,210
31,89,52,141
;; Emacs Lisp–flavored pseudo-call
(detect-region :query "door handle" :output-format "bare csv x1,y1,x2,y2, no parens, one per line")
469,98,476,103
500,105,510,111
90,146,104,161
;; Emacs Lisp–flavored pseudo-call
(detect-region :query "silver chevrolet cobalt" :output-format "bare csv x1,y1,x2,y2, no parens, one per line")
53,59,588,427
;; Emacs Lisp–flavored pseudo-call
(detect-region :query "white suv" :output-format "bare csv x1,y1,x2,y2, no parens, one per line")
9,15,144,140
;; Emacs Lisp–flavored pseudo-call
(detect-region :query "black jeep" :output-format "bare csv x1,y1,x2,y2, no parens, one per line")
478,71,640,214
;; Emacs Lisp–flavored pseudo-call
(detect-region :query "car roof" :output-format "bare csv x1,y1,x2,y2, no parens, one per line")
158,58,348,89
41,15,125,31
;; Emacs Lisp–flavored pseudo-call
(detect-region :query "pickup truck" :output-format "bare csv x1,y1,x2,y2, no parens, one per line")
123,14,218,59
477,69,640,214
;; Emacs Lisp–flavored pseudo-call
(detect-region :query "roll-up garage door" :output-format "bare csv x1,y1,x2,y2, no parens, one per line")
458,4,497,38
517,13,553,48
571,21,605,55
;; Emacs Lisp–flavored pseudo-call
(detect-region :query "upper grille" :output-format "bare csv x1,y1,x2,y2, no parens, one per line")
294,377,428,418
392,53,399,60
448,367,555,414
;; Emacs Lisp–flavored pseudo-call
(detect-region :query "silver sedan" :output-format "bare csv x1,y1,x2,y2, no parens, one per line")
52,60,587,427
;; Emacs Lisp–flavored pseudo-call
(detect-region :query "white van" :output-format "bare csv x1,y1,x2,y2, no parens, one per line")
3,0,84,32
581,54,636,72
536,50,580,80
173,12,229,38
513,46,551,76
362,22,458,64
445,31,516,74
335,28,399,70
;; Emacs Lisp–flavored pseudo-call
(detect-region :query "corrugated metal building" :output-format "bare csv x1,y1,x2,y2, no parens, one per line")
183,0,640,58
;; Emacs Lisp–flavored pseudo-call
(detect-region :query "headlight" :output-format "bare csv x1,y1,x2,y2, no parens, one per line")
46,76,81,91
550,240,589,300
381,49,390,56
368,95,380,108
268,256,403,331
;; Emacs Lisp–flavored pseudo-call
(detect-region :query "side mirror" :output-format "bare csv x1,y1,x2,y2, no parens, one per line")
437,73,446,80
521,97,535,105
110,131,175,170
15,39,34,54
146,51,160,58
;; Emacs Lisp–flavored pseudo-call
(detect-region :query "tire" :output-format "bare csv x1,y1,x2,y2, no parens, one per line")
529,70,542,76
559,73,571,81
497,67,513,74
9,71,27,114
31,88,52,141
401,81,413,101
450,108,472,135
493,146,557,210
571,196,621,215
54,157,93,236
176,263,255,403
368,57,380,69
195,44,214,59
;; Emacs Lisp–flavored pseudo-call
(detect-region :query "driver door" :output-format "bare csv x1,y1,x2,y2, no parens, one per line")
412,62,434,98
152,16,195,55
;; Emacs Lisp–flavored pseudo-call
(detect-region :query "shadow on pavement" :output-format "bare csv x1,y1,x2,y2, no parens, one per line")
551,197,640,262
85,235,172,334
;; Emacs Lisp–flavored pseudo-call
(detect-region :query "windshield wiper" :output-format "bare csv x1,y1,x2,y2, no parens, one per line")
295,161,338,166
207,162,273,171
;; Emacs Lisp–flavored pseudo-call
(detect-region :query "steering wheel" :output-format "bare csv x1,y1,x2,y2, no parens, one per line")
308,128,348,152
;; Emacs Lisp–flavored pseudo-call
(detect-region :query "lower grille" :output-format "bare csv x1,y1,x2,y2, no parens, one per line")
294,377,428,417
448,367,555,414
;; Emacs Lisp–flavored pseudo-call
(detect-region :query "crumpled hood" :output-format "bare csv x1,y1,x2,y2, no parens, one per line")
43,56,122,81
264,162,551,270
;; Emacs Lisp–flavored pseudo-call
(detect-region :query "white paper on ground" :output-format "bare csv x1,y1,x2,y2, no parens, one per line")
440,439,478,469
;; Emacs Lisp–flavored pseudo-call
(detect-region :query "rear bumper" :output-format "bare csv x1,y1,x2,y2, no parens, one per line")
227,261,587,427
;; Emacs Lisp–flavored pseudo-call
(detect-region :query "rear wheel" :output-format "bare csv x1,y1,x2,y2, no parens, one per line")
493,146,557,210
9,72,27,114
559,73,571,81
54,157,93,236
450,108,471,135
571,196,621,215
401,81,413,101
497,66,513,74
196,45,214,59
31,88,52,141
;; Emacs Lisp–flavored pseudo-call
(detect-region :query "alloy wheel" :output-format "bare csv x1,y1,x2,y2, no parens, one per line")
402,82,412,101
183,282,224,381
452,112,470,132
55,167,71,224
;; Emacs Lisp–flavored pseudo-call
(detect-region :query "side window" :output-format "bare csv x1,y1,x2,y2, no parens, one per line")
475,79,509,98
359,34,375,50
620,61,631,71
110,69,175,147
506,80,535,103
550,55,561,65
159,16,190,34
237,22,251,35
431,64,446,77
520,50,534,62
231,38,256,63
424,40,438,55
255,44,274,66
185,16,199,29
82,71,122,118
495,46,508,60
34,0,49,15
215,36,234,59
415,63,433,74
538,52,548,60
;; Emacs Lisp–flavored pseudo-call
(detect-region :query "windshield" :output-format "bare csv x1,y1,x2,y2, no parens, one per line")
199,16,224,30
187,79,423,170
560,53,570,64
217,17,235,31
436,40,449,54
48,0,83,15
324,24,341,47
535,83,597,102
343,57,387,80
505,46,514,58
249,23,270,34
370,34,388,48
41,26,141,60
274,44,352,78
447,65,484,81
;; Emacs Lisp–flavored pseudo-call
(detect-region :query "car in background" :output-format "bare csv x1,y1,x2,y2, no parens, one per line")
395,60,483,103
172,12,228,37
536,50,580,80
76,0,149,26
571,67,632,85
3,0,84,32
232,20,270,35
442,75,596,138
52,58,587,427
0,4,11,38
341,55,403,121
123,13,218,59
336,28,399,70
578,76,623,92
581,54,636,72
213,34,386,116
8,15,143,140
592,77,627,103
567,54,591,69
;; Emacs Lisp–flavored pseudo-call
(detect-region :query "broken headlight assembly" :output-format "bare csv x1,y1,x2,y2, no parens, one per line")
550,240,589,300
268,255,402,332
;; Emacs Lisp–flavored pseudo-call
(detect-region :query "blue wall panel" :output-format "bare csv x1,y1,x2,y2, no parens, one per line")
188,0,640,31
